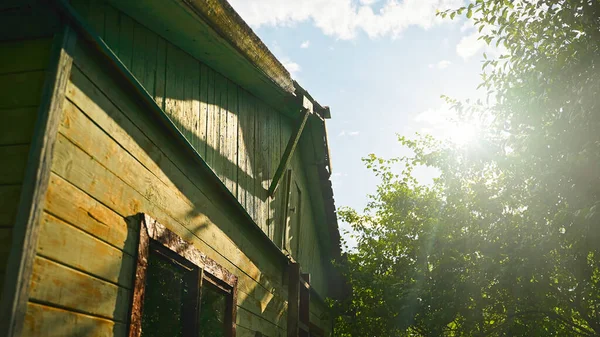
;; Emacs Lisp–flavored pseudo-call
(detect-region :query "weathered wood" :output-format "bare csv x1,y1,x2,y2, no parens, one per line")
102,5,120,54
117,14,134,69
154,37,167,109
243,91,256,221
87,0,106,37
143,29,157,98
237,305,285,337
226,79,239,195
0,38,52,74
51,121,288,325
44,173,137,253
55,100,279,295
165,43,183,131
189,56,201,154
257,100,270,232
29,256,131,320
270,109,282,240
128,215,149,337
287,262,301,337
36,212,135,287
0,25,76,337
130,21,147,88
205,66,218,168
269,107,312,196
215,71,228,183
237,90,248,211
0,108,38,146
198,63,209,158
64,61,285,290
23,302,127,337
0,145,30,184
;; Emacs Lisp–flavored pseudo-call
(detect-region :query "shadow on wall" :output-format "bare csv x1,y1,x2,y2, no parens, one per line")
64,40,288,336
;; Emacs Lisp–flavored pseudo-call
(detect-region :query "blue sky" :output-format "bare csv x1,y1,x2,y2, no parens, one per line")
228,0,498,248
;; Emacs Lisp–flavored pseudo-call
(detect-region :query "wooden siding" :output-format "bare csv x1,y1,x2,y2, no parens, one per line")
0,37,52,292
69,0,330,300
23,41,291,336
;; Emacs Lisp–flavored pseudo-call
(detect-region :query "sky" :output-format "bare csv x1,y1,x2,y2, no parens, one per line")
228,0,497,248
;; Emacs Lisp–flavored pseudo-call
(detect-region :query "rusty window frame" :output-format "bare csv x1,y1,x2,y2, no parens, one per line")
130,214,238,337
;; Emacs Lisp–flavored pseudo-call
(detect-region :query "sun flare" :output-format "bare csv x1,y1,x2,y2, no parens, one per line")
447,121,479,146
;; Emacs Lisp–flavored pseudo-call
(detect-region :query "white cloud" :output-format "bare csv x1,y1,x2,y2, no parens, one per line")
300,40,310,48
282,61,301,75
456,16,508,60
228,0,463,40
338,130,360,137
456,29,486,60
428,59,451,69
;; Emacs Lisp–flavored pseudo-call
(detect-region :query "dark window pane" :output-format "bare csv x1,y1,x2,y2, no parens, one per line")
198,282,227,337
141,250,191,337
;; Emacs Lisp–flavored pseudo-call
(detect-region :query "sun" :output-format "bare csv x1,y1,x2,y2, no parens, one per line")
447,121,479,146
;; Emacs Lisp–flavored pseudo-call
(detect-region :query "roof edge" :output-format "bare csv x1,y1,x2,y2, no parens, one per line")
185,0,295,95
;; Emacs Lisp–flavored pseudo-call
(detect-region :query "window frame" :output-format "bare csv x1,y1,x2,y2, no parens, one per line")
129,214,238,337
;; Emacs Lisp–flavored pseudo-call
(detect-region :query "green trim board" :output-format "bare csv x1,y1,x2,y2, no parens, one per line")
0,25,77,337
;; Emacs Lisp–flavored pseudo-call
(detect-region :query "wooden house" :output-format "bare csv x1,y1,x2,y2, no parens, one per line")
0,0,343,336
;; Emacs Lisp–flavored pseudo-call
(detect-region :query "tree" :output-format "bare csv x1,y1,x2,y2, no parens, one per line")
335,1,600,336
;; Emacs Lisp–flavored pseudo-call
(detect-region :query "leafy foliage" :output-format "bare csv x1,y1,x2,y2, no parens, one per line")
335,1,600,336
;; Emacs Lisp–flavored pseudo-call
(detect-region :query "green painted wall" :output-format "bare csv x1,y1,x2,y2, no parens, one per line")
0,33,53,294
69,0,331,301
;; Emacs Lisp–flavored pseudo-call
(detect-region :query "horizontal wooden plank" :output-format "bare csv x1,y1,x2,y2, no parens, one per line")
0,107,38,145
0,144,30,184
44,173,138,254
236,305,286,337
0,38,52,75
0,184,21,226
37,212,135,288
23,301,127,337
29,256,130,321
51,133,289,325
0,71,46,109
64,62,282,292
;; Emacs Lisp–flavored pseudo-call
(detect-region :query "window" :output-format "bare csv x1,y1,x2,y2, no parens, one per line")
130,214,237,337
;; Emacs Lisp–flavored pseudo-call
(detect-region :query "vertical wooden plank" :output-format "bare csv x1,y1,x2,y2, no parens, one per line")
189,59,201,154
258,101,270,233
253,100,263,231
237,91,247,210
198,63,208,158
103,5,119,53
205,67,217,169
117,14,134,70
215,71,228,183
226,79,238,196
165,44,184,132
143,29,157,98
69,0,90,21
131,22,146,87
271,110,281,240
244,92,255,221
154,37,166,110
182,53,197,148
0,26,76,337
87,0,105,38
